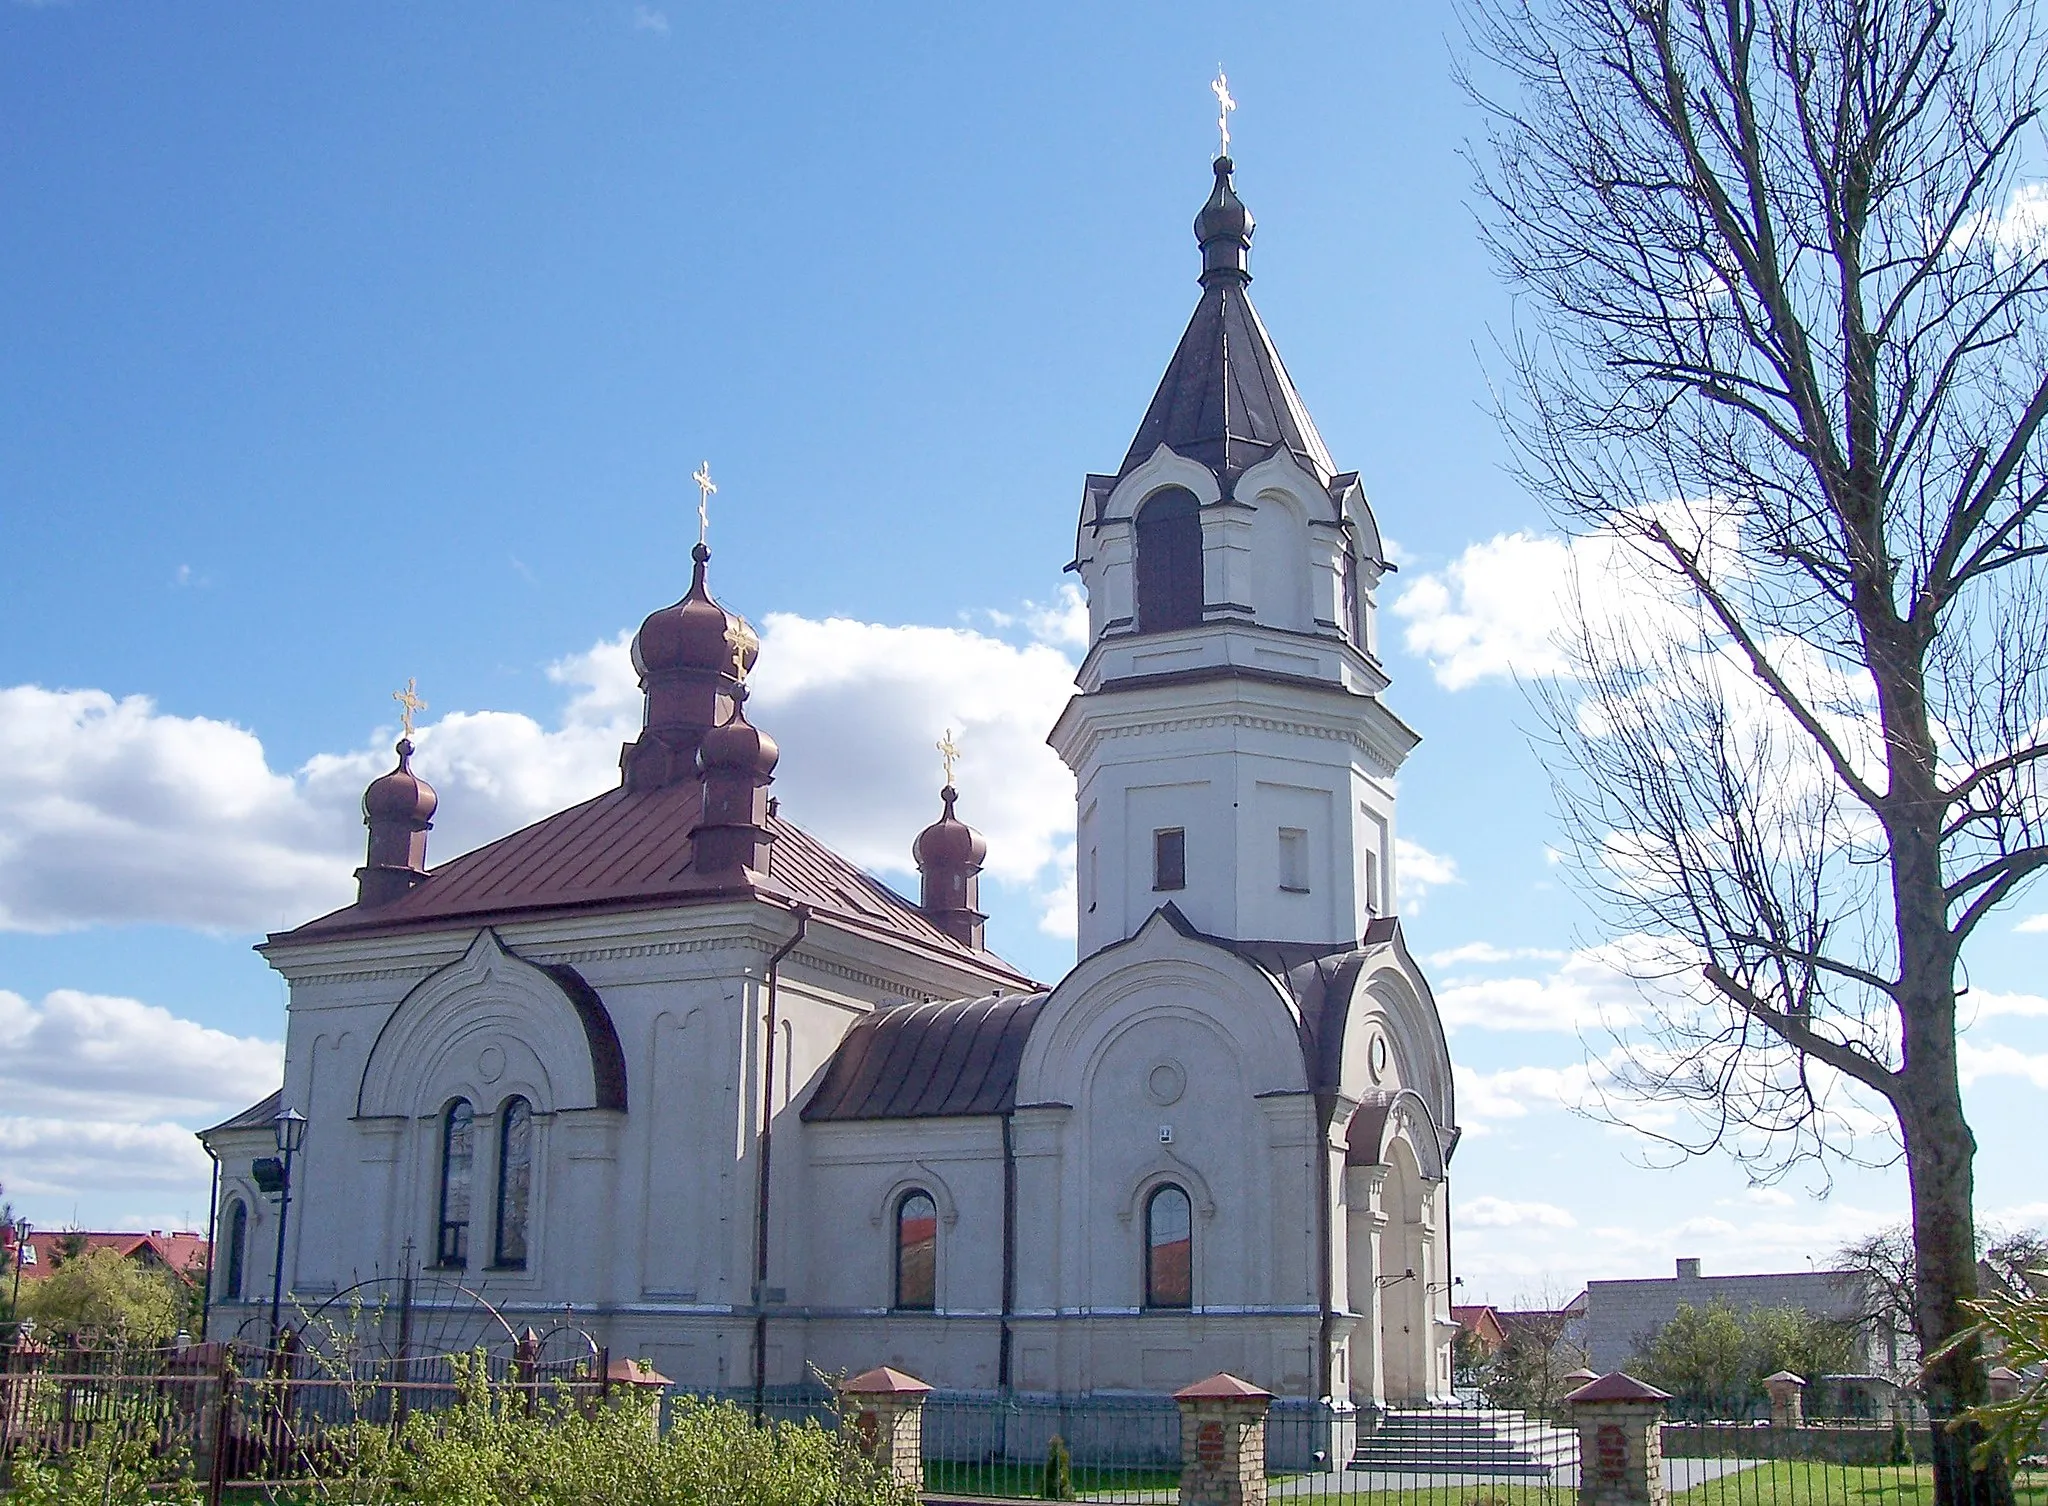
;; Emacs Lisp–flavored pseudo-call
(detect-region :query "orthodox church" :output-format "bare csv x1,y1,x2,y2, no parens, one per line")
200,153,1460,1409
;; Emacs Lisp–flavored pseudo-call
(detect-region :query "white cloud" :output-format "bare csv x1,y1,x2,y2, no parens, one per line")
1435,938,1680,1034
1395,836,1459,913
1951,181,2048,262
1966,989,2048,1021
1960,1040,2048,1090
0,988,282,1203
0,600,1081,939
1426,941,1568,968
1391,532,1573,689
1453,1059,1593,1132
630,5,669,35
1462,1195,1578,1229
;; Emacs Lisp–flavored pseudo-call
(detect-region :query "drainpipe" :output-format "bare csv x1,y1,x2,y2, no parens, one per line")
998,1111,1017,1391
752,904,809,1422
1314,1089,1339,1403
200,1147,221,1340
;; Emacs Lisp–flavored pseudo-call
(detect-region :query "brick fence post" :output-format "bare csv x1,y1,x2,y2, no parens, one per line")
1175,1373,1273,1506
837,1366,930,1493
1565,1372,1671,1506
1763,1371,1805,1428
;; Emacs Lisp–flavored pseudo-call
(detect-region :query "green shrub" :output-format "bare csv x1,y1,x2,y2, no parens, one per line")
322,1356,912,1506
7,1428,201,1506
1041,1432,1074,1500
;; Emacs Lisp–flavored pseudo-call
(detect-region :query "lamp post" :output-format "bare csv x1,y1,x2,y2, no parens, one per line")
8,1217,30,1329
265,1108,307,1340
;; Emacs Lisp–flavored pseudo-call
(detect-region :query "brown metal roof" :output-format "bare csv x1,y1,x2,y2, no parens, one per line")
801,990,1050,1122
200,1088,283,1137
270,780,1032,983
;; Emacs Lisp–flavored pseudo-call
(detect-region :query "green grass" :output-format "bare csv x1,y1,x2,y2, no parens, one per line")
1670,1462,2048,1506
921,1456,1180,1498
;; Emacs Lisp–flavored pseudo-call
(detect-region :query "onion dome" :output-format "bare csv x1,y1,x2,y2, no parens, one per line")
364,738,438,826
623,543,758,792
914,785,987,950
698,689,781,783
1195,156,1253,286
692,685,780,878
914,787,987,871
633,543,757,684
357,738,437,908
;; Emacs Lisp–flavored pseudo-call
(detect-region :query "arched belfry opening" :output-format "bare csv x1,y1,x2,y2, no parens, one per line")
1134,487,1203,632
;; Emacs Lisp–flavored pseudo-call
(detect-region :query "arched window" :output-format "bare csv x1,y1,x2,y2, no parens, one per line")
437,1099,475,1267
1134,489,1203,632
895,1190,937,1311
1342,550,1365,648
494,1097,533,1269
1144,1184,1193,1309
222,1199,248,1301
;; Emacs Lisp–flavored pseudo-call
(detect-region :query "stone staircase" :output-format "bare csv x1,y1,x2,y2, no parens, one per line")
1348,1408,1580,1475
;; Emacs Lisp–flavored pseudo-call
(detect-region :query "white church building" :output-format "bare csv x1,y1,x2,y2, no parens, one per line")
201,153,1461,1409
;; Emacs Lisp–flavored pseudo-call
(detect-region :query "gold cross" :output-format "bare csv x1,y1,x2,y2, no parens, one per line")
392,678,427,739
725,616,760,685
1212,68,1235,158
693,461,717,547
937,727,961,787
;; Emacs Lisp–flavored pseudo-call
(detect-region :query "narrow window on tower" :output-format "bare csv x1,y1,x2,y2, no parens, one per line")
1153,828,1186,891
1134,489,1204,632
1364,850,1380,916
1087,845,1099,913
1278,828,1309,892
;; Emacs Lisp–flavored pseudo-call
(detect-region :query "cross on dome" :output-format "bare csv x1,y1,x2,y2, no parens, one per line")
1211,68,1235,159
693,461,717,547
392,678,427,738
724,616,760,685
937,727,961,788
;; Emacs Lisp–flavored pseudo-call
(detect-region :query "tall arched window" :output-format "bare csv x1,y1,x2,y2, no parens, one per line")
895,1190,937,1311
222,1199,248,1301
1145,1184,1193,1310
1134,489,1203,632
494,1097,533,1269
437,1099,475,1267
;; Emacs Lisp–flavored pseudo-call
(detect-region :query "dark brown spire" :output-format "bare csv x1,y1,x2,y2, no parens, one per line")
692,685,779,878
623,543,756,792
356,738,437,907
913,785,988,949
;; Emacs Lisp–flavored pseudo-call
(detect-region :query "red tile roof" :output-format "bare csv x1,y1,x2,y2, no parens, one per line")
6,1231,210,1284
270,781,1034,985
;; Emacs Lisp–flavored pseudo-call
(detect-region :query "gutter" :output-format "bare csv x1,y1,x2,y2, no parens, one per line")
752,904,810,1421
999,1111,1018,1390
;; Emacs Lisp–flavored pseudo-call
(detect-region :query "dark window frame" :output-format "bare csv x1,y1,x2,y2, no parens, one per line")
1154,828,1187,891
894,1188,938,1312
1144,1183,1193,1310
1134,489,1204,633
493,1096,533,1270
436,1099,474,1268
223,1199,248,1301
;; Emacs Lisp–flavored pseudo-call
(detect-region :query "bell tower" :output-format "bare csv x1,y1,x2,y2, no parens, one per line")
1049,155,1418,957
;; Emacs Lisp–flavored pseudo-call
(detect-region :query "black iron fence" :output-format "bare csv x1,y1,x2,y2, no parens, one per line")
4,1340,2042,1506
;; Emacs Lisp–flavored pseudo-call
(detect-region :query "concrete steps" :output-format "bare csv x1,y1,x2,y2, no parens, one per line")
1348,1408,1580,1475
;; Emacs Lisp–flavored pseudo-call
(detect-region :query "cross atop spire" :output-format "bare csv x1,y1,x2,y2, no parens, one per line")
937,727,961,789
392,678,427,739
692,461,717,548
1211,68,1235,160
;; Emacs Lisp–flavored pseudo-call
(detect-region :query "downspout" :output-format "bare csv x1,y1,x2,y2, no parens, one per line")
200,1147,221,1340
752,904,809,1422
1314,1089,1339,1403
998,1111,1017,1391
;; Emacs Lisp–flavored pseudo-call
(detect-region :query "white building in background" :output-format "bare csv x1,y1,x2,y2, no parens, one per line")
201,153,1460,1408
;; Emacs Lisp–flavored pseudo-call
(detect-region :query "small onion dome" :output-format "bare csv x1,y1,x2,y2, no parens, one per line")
913,787,987,871
363,738,437,826
697,691,780,781
1195,156,1253,286
632,543,758,683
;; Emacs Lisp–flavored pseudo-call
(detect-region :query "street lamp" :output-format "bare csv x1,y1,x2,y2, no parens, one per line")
259,1108,308,1340
8,1217,31,1329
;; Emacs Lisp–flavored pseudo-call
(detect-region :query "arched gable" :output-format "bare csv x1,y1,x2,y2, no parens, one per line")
1345,1088,1448,1182
357,928,626,1119
1315,926,1455,1151
1016,906,1308,1107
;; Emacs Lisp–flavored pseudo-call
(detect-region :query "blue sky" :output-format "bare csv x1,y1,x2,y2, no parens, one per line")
2,0,2043,1304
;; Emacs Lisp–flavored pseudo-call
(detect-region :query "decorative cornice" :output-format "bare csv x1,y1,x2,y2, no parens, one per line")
1076,710,1408,779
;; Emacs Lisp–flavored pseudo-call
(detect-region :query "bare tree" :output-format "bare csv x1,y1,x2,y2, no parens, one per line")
1463,1,2048,1500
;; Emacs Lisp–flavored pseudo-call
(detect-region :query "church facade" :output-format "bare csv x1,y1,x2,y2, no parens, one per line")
200,154,1460,1408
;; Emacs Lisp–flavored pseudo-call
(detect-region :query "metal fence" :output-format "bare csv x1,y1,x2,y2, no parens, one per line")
5,1342,2043,1506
